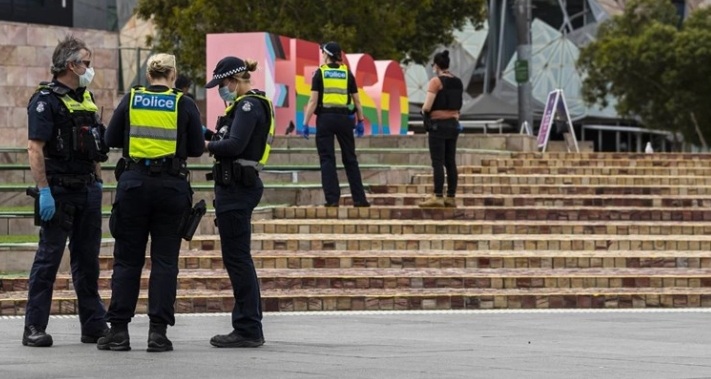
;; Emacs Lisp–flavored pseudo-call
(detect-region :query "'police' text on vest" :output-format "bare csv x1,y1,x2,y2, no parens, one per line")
132,94,177,112
323,70,347,80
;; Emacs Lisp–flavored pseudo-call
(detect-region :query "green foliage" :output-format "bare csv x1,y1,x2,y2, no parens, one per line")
135,0,486,82
578,0,711,146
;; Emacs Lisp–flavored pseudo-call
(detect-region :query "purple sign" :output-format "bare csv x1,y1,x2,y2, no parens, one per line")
537,90,559,148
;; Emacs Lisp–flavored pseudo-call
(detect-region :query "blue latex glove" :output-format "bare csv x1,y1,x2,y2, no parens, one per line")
38,186,55,221
97,180,103,190
299,124,310,140
355,120,365,138
457,122,463,132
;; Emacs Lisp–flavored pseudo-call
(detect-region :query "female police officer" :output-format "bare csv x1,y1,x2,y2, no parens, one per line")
204,56,274,348
98,53,204,352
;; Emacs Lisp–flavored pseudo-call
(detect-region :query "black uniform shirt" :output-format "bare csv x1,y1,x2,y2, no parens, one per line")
105,85,204,159
207,90,270,161
27,80,96,175
310,63,358,108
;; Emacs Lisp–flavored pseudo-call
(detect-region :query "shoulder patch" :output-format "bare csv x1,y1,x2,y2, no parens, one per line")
35,101,47,113
241,101,252,112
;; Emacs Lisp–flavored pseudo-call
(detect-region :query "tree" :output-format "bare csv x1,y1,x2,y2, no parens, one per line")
135,0,486,82
577,0,711,148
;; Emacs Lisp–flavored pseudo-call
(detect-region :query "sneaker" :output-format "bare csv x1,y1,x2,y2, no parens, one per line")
97,325,131,351
418,195,445,208
210,331,265,348
444,197,457,208
81,327,109,344
22,325,53,347
146,323,173,353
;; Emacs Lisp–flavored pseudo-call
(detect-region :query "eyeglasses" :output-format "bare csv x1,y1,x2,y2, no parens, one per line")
77,60,91,68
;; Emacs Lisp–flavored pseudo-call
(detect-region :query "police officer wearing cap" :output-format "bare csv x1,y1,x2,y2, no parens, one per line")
98,53,204,352
204,56,274,348
24,35,109,347
302,41,370,207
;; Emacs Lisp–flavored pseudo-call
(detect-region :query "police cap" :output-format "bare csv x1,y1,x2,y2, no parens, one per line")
205,56,247,89
321,41,342,58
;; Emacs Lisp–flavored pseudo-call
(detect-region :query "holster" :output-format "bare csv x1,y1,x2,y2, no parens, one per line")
114,157,127,181
209,160,235,185
26,187,75,231
178,199,207,241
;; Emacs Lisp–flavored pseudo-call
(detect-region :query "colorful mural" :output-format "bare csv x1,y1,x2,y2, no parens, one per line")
206,33,409,135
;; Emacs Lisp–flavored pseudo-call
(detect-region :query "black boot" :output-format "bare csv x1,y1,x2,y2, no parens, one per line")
210,330,264,348
97,323,130,351
22,325,53,347
81,327,109,344
147,322,173,352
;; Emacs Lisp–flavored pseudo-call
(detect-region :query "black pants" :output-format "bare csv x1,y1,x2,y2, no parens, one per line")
215,177,264,339
25,181,107,335
106,170,191,326
315,113,368,205
428,119,460,197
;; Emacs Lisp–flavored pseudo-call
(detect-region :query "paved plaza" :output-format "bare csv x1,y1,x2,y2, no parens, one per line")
0,309,710,379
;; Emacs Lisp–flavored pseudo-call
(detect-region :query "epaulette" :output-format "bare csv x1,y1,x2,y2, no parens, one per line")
36,81,69,96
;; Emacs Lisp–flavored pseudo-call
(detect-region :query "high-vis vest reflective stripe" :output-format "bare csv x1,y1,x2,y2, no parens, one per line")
128,87,182,159
54,89,99,114
320,64,349,108
224,94,275,170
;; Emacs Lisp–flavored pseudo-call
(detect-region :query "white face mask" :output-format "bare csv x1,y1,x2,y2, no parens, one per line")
77,67,95,87
219,85,236,102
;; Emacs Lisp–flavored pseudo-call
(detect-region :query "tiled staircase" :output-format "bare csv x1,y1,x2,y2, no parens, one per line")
2,147,711,314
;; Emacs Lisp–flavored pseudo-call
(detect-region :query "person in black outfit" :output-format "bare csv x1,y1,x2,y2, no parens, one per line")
97,53,204,352
204,56,275,348
175,73,195,100
302,41,370,207
419,50,463,208
24,35,109,347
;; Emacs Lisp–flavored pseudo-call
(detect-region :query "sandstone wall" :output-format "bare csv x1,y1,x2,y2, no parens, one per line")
0,21,119,147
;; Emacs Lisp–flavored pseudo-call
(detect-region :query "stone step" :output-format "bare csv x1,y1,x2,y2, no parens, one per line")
3,268,711,293
481,159,711,168
0,163,421,186
369,184,711,195
271,205,711,221
341,193,711,208
3,286,710,314
510,152,711,160
184,233,711,252
93,249,711,272
411,174,711,186
0,182,350,208
251,219,711,235
462,166,711,176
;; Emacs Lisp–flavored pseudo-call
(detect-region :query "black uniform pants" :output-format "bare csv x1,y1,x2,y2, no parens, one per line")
25,181,107,335
315,113,368,205
428,119,460,197
214,177,264,339
106,170,191,326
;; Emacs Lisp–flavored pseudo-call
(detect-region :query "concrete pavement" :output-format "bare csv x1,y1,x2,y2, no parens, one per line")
1,309,710,379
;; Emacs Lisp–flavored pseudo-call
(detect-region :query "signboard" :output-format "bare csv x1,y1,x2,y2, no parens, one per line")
537,89,579,152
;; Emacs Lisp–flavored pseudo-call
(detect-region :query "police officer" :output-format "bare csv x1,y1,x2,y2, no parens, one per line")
419,50,463,208
24,35,109,347
302,41,370,207
204,56,274,348
98,53,204,352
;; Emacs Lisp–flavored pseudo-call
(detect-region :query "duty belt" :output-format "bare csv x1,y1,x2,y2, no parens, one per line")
235,159,263,172
48,173,96,189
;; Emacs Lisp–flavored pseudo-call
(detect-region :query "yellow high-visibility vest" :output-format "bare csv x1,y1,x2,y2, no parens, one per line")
128,87,182,159
224,94,275,170
320,64,349,108
54,89,99,114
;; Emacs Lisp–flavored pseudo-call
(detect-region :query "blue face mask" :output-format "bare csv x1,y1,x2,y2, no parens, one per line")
218,85,236,102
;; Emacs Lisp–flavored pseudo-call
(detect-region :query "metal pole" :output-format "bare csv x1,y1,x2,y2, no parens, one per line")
515,0,533,134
